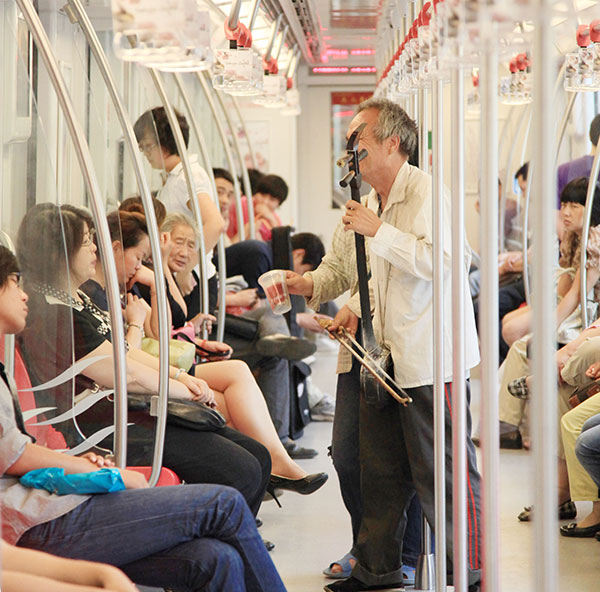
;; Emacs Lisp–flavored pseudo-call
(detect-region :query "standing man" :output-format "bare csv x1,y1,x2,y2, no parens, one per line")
287,98,481,591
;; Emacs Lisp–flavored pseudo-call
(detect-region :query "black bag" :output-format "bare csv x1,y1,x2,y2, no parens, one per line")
224,313,260,341
128,396,226,432
166,400,226,431
289,360,312,440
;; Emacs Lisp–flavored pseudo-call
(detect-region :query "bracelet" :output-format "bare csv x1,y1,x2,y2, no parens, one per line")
129,323,144,335
173,367,186,380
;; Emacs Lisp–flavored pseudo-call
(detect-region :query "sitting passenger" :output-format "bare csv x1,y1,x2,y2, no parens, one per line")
496,177,600,449
18,203,272,516
162,212,326,457
134,106,225,312
78,207,327,491
0,244,286,592
227,173,288,243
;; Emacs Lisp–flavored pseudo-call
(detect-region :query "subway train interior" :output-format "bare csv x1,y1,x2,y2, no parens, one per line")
2,0,600,591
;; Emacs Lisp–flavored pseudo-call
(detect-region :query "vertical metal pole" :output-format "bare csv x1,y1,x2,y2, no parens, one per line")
16,0,129,467
480,26,500,592
451,55,468,592
173,74,227,342
197,72,247,242
531,3,558,591
64,0,171,485
415,81,435,591
432,77,447,592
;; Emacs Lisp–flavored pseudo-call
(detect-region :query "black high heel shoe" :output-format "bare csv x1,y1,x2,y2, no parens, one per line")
269,472,328,495
265,484,282,508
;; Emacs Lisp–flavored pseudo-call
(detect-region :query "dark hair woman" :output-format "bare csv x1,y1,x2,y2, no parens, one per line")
17,203,273,516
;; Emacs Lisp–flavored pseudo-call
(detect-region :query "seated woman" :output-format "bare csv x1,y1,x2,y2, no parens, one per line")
17,203,272,516
497,177,600,449
0,244,285,592
79,208,327,493
501,177,600,347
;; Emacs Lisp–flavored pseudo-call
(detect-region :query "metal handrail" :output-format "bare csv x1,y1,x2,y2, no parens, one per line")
415,80,434,591
172,73,227,342
579,145,600,328
215,92,256,238
232,96,258,170
531,5,559,591
148,69,210,338
197,71,249,242
451,52,468,592
521,108,534,304
0,231,17,377
480,32,500,592
16,0,129,467
497,105,514,253
65,0,171,486
431,76,447,592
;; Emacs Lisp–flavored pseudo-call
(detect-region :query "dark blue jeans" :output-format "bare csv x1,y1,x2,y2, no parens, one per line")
576,413,600,491
331,348,423,567
18,484,286,592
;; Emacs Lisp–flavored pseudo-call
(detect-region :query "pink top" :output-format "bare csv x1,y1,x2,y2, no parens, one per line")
227,196,281,242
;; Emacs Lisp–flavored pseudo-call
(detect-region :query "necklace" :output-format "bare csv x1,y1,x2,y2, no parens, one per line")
32,281,112,336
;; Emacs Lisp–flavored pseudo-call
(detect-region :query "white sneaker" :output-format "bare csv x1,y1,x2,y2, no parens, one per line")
310,395,336,421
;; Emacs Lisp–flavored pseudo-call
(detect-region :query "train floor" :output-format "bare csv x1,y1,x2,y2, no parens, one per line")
258,343,600,592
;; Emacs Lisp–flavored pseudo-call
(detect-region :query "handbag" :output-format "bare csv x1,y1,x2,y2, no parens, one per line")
224,313,260,341
141,337,195,372
166,399,226,431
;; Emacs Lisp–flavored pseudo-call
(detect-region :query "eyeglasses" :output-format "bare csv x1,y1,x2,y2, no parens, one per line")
82,229,96,248
139,141,157,154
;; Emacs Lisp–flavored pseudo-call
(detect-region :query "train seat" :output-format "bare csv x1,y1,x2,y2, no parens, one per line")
4,343,181,487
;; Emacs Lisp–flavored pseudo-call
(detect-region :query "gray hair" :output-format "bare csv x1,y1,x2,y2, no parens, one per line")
161,212,200,246
357,98,417,158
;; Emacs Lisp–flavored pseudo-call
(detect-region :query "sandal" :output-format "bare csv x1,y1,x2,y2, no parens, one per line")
560,521,600,537
323,552,356,579
518,499,577,522
508,376,529,400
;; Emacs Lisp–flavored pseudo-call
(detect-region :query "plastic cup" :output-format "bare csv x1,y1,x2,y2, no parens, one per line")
258,270,292,314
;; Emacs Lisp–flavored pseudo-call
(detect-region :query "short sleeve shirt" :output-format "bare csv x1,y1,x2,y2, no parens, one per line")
158,154,216,279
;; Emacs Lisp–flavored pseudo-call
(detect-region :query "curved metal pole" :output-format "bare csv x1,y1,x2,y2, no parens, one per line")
148,69,210,338
451,56,468,592
16,0,129,466
227,0,243,30
215,91,256,238
531,4,559,591
264,15,283,63
554,92,577,168
173,73,227,342
501,105,530,253
431,77,447,592
497,105,515,252
197,71,248,242
480,34,500,592
65,0,170,486
579,145,600,328
521,108,535,305
232,96,258,170
0,232,17,377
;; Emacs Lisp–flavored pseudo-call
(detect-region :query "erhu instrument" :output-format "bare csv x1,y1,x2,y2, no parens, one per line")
336,124,412,407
